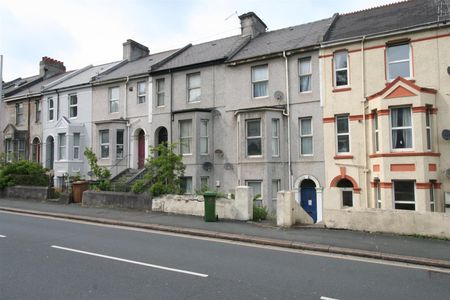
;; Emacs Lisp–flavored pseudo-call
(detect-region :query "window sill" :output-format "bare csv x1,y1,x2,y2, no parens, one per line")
332,87,352,93
252,96,269,100
386,78,415,85
187,100,201,104
299,91,312,94
334,155,353,159
247,155,263,158
300,154,314,157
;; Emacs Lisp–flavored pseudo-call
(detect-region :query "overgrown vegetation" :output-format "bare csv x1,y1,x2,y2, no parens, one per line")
144,143,185,196
131,179,146,194
84,148,111,191
253,206,268,221
0,160,49,190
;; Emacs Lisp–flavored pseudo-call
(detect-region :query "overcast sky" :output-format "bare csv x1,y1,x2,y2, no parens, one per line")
1,0,395,81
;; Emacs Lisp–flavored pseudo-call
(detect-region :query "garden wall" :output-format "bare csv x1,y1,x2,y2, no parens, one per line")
2,185,53,201
82,190,152,210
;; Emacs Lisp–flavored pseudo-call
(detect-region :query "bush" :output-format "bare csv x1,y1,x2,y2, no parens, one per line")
97,180,111,191
0,160,49,190
253,206,268,221
131,179,147,194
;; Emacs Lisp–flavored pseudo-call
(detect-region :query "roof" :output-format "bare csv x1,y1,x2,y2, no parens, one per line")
151,35,249,72
229,18,333,62
95,49,178,82
46,61,121,90
325,0,445,42
2,74,43,98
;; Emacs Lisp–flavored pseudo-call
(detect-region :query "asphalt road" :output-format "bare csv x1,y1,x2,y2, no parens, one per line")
1,211,449,300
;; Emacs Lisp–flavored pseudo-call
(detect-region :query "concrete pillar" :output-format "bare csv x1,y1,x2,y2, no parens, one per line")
277,191,295,227
234,186,253,221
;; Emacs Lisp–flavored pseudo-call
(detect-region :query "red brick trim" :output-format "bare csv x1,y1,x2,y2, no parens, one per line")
380,182,392,189
323,117,335,123
431,108,438,114
367,77,437,101
332,87,352,93
378,109,389,116
416,182,432,189
428,164,437,171
334,155,354,160
412,106,427,113
330,174,359,190
369,152,440,158
373,164,380,172
390,164,415,172
349,115,363,121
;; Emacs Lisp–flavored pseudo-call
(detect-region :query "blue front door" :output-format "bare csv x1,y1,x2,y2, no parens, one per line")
300,187,317,222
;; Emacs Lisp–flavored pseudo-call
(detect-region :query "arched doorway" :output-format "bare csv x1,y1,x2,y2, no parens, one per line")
45,136,54,170
300,179,317,222
138,130,145,169
156,127,168,146
32,137,41,163
337,178,354,207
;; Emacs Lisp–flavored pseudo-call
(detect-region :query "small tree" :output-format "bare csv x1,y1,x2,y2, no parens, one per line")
145,143,185,196
84,148,111,191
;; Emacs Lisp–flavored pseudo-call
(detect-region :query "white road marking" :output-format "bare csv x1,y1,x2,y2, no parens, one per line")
51,245,208,278
0,235,6,238
321,297,340,300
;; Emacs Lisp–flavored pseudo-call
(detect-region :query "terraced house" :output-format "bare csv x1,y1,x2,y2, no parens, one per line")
320,0,450,221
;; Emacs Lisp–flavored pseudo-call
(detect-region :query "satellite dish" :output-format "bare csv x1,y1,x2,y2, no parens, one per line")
202,162,213,171
274,90,284,101
442,129,450,141
446,169,450,179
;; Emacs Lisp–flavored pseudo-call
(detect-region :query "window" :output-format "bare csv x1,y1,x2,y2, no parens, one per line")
336,116,350,153
109,87,119,113
299,57,312,92
137,81,146,104
35,101,41,123
5,139,13,162
430,181,435,212
252,65,268,98
373,110,379,152
272,119,280,157
387,43,410,80
246,119,262,156
200,176,209,189
272,179,281,202
15,103,24,125
200,119,209,155
116,130,124,159
426,106,432,151
68,94,78,118
300,117,313,155
393,181,415,210
334,51,348,87
58,133,66,160
179,120,192,155
48,97,54,121
391,107,412,149
100,130,109,158
156,78,165,106
374,179,381,208
17,140,25,160
73,133,80,160
187,73,201,102
181,177,193,194
246,180,262,200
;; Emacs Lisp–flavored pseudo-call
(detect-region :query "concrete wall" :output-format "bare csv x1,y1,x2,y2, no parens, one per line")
4,185,53,201
324,208,450,239
82,190,152,210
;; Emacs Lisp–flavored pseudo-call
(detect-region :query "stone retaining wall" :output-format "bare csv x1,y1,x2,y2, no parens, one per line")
3,185,53,201
82,190,152,210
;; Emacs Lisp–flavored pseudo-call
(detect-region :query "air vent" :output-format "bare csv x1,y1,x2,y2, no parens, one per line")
442,129,450,141
274,90,284,101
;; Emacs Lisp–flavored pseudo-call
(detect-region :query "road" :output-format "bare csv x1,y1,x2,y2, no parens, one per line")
1,211,449,300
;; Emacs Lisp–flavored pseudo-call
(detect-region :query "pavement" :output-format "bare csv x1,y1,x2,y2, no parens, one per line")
1,197,450,269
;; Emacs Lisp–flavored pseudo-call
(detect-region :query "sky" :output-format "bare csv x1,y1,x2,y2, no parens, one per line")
1,0,396,82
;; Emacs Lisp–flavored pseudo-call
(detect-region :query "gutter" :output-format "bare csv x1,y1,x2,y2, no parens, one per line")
360,35,370,208
283,51,293,190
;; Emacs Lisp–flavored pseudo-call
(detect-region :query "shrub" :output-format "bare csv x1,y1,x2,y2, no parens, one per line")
131,179,147,194
0,160,48,190
84,148,111,191
253,206,268,221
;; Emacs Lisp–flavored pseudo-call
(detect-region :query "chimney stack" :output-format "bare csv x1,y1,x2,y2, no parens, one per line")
39,57,66,79
239,12,267,38
123,39,149,62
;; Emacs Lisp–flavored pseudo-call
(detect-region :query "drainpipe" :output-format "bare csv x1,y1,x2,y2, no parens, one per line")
361,35,370,208
283,51,293,190
236,114,241,185
125,76,130,168
169,71,173,143
27,95,31,160
56,90,60,120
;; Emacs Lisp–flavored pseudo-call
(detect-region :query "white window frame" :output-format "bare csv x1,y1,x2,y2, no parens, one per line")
181,177,193,194
73,133,80,160
374,179,381,208
179,120,192,155
299,57,312,92
100,130,109,159
271,119,280,157
387,43,411,81
48,97,54,121
58,133,66,160
251,65,268,98
246,180,262,200
69,93,78,118
137,81,146,104
246,119,262,157
109,87,119,113
15,103,24,125
334,51,349,87
373,110,379,152
336,115,350,154
200,176,209,189
187,73,201,103
426,106,432,151
156,78,165,107
116,129,124,159
393,180,415,211
200,119,209,155
35,101,41,123
272,179,281,203
5,139,13,162
390,106,413,151
430,181,435,212
17,140,25,160
300,117,313,156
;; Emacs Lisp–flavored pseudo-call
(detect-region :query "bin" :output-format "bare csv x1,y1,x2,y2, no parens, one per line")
72,181,89,203
203,191,217,222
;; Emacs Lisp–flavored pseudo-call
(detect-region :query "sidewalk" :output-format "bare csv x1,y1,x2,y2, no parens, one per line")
1,198,450,268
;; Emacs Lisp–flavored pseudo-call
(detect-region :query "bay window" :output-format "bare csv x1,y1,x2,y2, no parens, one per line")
246,119,262,156
391,107,412,150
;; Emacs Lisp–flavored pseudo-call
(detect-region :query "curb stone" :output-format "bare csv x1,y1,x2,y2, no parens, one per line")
1,206,450,270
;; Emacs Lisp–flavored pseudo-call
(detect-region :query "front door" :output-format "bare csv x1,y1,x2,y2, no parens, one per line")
300,187,317,222
138,130,145,169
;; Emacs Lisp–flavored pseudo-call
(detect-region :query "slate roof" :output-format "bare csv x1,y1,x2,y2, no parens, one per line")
325,0,445,42
96,49,178,82
229,18,333,62
2,74,43,98
151,35,249,72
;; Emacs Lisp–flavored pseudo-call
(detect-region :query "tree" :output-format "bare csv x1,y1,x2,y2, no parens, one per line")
84,148,111,191
145,143,185,196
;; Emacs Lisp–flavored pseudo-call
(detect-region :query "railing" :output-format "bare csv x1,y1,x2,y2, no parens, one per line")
109,154,131,177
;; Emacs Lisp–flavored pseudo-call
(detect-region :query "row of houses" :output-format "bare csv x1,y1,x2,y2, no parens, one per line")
2,0,450,223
